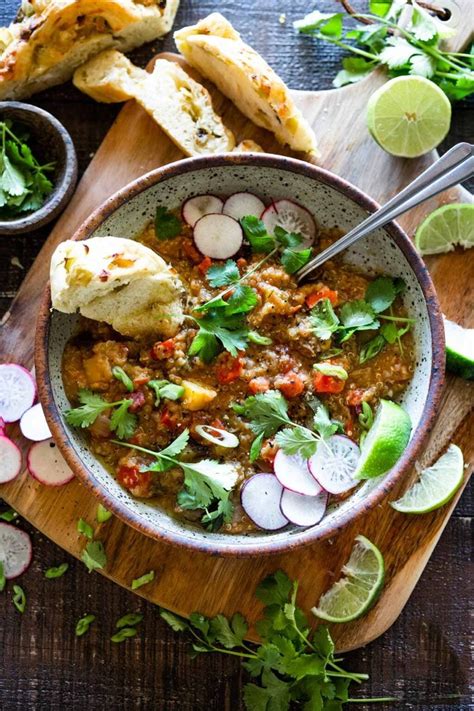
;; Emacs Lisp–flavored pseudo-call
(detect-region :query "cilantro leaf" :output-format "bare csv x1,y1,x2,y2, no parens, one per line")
365,277,396,313
81,540,107,573
241,215,275,253
0,154,26,196
274,427,318,458
154,206,182,240
233,390,291,438
178,460,238,526
313,403,342,440
310,298,340,340
110,400,137,440
333,57,375,87
65,390,110,428
206,259,240,287
273,225,303,249
189,310,249,362
159,608,189,632
209,612,248,649
256,570,293,607
280,247,313,274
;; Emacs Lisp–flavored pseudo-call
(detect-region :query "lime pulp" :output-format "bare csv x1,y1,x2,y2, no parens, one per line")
415,203,474,256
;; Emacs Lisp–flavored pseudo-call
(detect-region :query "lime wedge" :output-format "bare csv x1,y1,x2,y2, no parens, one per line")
415,203,474,255
311,535,385,623
444,316,474,380
391,444,464,514
353,399,412,480
366,76,451,157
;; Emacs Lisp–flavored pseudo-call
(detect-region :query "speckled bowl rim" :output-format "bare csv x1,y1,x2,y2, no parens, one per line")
35,153,445,557
0,101,77,235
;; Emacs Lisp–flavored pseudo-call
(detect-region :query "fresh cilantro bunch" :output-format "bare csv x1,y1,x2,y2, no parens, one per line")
294,0,474,101
310,276,413,362
0,120,55,216
233,390,342,460
159,570,393,710
65,389,137,440
115,429,239,530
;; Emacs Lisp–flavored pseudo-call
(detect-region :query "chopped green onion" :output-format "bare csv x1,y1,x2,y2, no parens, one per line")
77,518,94,540
131,570,155,590
112,366,134,392
75,614,96,637
12,584,26,613
314,362,348,380
115,612,143,629
96,504,113,523
44,563,69,579
111,627,137,643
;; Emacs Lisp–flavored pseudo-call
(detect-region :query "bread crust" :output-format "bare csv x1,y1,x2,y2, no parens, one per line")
0,0,180,99
174,13,318,155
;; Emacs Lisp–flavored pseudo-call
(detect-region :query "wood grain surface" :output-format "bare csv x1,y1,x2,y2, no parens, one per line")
0,1,473,710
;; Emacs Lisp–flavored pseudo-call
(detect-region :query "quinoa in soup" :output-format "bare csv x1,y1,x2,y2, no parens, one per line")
62,194,415,533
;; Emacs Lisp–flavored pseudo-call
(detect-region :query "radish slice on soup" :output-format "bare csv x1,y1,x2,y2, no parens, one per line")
280,489,327,527
27,440,74,486
308,435,360,495
182,194,224,227
273,450,322,497
20,403,52,442
0,364,36,423
0,435,22,483
0,522,32,578
193,213,244,259
261,199,316,249
240,473,288,531
222,192,266,222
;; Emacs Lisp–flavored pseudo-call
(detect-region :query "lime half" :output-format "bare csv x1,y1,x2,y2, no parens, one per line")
415,203,474,255
391,444,464,514
367,76,451,157
312,535,385,623
353,399,412,480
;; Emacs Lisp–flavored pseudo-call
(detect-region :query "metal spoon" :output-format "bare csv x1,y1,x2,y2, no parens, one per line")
297,142,474,283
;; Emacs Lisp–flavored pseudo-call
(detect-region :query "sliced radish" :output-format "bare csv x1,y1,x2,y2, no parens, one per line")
222,192,266,222
27,440,74,486
273,450,322,497
0,522,32,578
240,473,288,531
0,364,36,423
182,194,224,227
193,213,244,259
280,489,327,527
20,403,52,442
261,199,316,249
0,435,22,483
308,435,360,495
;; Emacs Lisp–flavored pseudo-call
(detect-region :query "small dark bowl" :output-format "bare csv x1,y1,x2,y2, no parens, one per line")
0,102,77,235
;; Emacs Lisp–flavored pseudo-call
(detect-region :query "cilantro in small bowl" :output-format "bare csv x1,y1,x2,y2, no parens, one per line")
0,102,77,235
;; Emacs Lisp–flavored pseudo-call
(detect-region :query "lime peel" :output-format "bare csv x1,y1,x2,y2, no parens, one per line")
391,444,464,514
312,535,385,623
415,203,474,256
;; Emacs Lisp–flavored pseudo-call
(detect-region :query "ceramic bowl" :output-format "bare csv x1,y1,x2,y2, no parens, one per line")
35,154,445,556
0,102,77,235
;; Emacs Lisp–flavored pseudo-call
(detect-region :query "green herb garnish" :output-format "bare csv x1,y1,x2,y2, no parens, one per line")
111,627,137,643
12,584,26,613
188,310,249,363
147,379,184,407
75,613,96,637
116,613,143,629
314,362,348,380
81,540,107,573
131,570,155,590
159,570,394,709
65,389,137,440
44,563,69,579
294,4,474,101
0,120,55,217
96,504,112,524
248,331,272,346
112,366,134,392
154,206,182,239
77,518,94,540
0,561,5,592
0,508,17,522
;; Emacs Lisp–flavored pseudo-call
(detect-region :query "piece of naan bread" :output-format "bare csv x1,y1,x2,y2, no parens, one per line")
73,49,235,155
0,0,179,100
174,14,318,155
50,236,184,338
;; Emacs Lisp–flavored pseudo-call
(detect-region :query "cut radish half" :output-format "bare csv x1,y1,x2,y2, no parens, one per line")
308,435,360,495
20,403,52,442
240,473,288,531
27,440,74,486
280,489,327,527
222,192,266,222
0,436,22,483
0,522,32,578
193,213,244,259
261,199,317,249
182,194,224,227
0,364,36,423
273,450,322,496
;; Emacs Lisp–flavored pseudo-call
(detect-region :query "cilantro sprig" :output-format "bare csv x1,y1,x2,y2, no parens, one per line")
65,389,137,440
294,3,474,101
159,570,395,709
241,217,313,274
154,205,182,239
0,120,55,217
113,429,239,530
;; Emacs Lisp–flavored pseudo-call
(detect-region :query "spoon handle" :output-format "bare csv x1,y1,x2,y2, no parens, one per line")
297,142,474,282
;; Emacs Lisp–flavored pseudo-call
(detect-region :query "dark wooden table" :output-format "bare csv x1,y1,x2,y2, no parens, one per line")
0,2,472,710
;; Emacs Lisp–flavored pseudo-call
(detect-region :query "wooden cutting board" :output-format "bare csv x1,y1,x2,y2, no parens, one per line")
1,10,473,651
